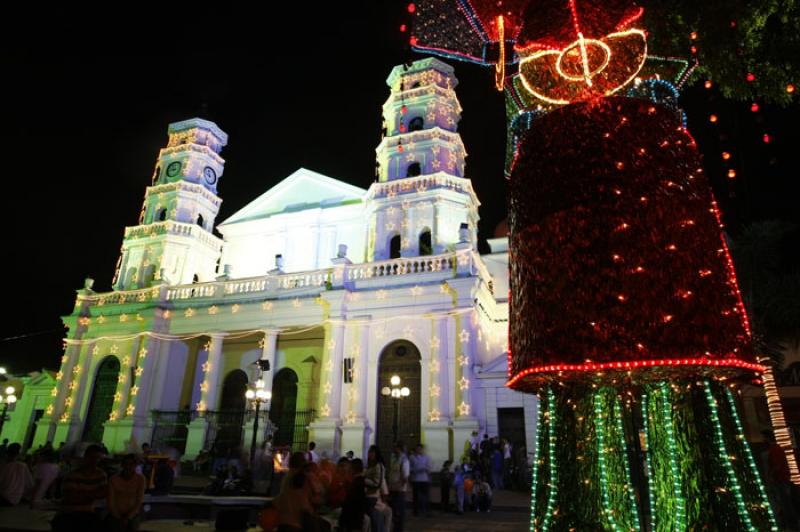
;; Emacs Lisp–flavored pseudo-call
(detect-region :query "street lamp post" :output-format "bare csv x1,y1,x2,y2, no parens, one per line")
245,359,272,464
0,384,17,437
381,374,410,445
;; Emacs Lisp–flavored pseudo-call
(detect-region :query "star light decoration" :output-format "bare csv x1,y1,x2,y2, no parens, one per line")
261,301,274,311
323,382,333,395
458,401,471,416
325,359,334,372
97,315,107,324
92,345,100,356
376,290,388,300
185,308,195,318
459,329,471,343
429,408,441,422
327,338,337,350
231,304,240,314
196,400,207,412
130,385,139,396
402,325,415,339
458,376,470,391
126,404,135,416
208,305,219,315
345,411,356,425
431,384,441,397
430,336,441,351
459,354,470,366
46,405,54,415
51,387,58,397
135,367,143,377
430,359,441,373
410,285,424,296
320,404,331,417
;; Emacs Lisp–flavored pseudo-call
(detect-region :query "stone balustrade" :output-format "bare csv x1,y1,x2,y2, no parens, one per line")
367,171,478,203
124,220,222,250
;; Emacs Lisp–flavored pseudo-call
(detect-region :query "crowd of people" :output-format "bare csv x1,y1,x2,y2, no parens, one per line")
0,438,169,531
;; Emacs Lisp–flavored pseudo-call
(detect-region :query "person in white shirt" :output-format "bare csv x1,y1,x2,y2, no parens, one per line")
408,444,431,516
0,443,34,506
306,441,320,464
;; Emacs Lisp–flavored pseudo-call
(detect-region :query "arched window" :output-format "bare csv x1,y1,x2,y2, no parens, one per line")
197,214,204,229
389,234,401,259
157,208,167,222
406,162,421,178
408,116,424,132
419,229,432,256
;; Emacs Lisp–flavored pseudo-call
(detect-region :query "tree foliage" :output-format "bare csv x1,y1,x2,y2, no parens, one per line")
642,0,799,105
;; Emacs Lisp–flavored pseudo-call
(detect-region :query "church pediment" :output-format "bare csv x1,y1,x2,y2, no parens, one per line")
220,168,367,226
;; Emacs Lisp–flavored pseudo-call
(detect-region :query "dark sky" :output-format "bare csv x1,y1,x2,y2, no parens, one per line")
1,1,797,374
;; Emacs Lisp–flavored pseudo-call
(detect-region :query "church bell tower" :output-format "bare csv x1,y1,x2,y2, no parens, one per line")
113,118,228,289
368,58,479,260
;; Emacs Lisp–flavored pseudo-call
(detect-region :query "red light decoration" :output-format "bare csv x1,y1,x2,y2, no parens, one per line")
508,98,756,390
709,114,718,123
400,24,407,33
727,169,737,179
507,357,766,388
746,72,755,82
407,2,416,14
690,31,697,40
750,102,759,113
721,151,731,160
788,83,796,94
763,134,771,144
704,80,713,89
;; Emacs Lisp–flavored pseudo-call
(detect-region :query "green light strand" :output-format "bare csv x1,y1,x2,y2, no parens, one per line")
594,390,621,531
542,387,558,532
724,388,779,531
530,393,543,532
703,380,756,531
641,393,656,532
659,384,686,530
614,397,641,531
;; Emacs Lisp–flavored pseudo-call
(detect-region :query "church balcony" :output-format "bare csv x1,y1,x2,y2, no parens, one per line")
80,250,493,309
123,220,222,251
367,171,479,206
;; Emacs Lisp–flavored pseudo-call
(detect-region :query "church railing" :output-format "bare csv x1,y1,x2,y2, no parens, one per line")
367,171,478,203
124,220,222,251
165,269,331,302
345,252,457,281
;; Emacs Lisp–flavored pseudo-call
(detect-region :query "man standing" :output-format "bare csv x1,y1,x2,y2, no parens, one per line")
387,441,410,532
409,444,431,516
52,444,108,532
107,454,145,531
306,441,319,464
0,443,33,505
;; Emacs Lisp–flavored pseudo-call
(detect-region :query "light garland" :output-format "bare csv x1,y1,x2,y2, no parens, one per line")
529,392,543,532
613,396,640,531
702,380,757,531
757,359,800,484
594,391,621,531
724,388,779,530
541,388,558,531
640,393,656,532
656,384,685,529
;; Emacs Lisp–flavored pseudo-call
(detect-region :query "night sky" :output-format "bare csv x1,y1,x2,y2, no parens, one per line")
1,1,798,374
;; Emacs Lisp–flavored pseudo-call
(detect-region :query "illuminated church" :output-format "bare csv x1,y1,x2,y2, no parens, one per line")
23,58,536,466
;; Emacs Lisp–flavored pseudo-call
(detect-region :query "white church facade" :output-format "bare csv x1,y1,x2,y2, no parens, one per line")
28,58,536,467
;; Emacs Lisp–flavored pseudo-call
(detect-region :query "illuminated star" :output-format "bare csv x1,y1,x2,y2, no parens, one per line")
431,384,440,398
327,338,336,350
430,337,440,351
347,388,358,401
68,381,76,391
376,290,388,300
458,401,470,416
320,404,331,417
439,283,449,294
200,381,208,393
202,361,211,373
46,405,54,415
325,359,333,372
126,404,135,416
401,238,411,249
130,385,139,396
72,365,81,374
261,301,274,311
208,305,219,315
202,341,212,352
430,359,440,373
65,397,73,408
459,355,470,366
406,153,416,162
345,411,356,425
350,345,361,357
56,371,63,380
61,354,68,363
429,409,441,422
458,253,470,266
385,222,396,231
92,345,100,356
119,314,129,323
459,329,470,343
97,315,106,324
258,337,266,349
51,387,58,397
109,411,118,421
184,308,195,318
122,356,131,366
231,304,240,314
196,400,206,411
458,376,470,391
135,367,143,377
323,382,332,395
401,200,412,210
410,285,423,296
387,206,396,217
114,392,122,402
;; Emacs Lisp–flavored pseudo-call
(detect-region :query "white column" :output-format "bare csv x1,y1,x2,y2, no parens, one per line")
114,336,142,420
199,332,227,411
433,316,450,420
130,336,162,445
260,329,279,398
446,316,458,420
327,323,346,419
356,322,370,421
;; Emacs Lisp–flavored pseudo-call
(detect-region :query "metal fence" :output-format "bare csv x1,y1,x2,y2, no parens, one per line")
150,410,196,454
273,409,316,452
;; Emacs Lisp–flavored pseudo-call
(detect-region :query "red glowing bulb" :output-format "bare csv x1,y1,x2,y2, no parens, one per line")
750,102,759,113
690,32,698,40
787,83,796,94
690,45,697,54
721,152,731,160
709,114,718,123
400,24,407,32
727,169,737,179
704,80,713,89
763,134,771,144
407,3,415,13
409,36,417,46
746,72,755,82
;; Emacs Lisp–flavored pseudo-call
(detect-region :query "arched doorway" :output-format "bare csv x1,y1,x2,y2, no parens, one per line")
376,340,422,459
270,368,299,448
209,370,248,453
82,356,120,443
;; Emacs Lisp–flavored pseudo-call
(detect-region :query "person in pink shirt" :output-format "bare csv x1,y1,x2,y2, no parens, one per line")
0,443,33,506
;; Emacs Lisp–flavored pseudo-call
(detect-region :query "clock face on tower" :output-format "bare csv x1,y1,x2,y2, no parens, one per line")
166,161,182,178
203,166,217,185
